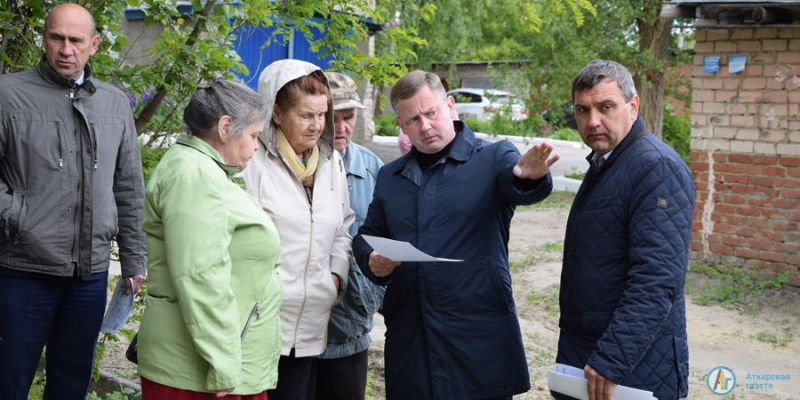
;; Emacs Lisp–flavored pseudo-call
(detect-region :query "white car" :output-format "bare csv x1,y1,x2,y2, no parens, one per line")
446,88,527,121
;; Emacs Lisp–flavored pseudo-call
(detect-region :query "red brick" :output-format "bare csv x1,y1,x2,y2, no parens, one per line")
748,197,772,207
731,115,755,127
716,41,738,52
754,29,778,39
715,223,735,233
772,221,797,231
737,226,760,237
737,206,761,216
735,163,760,174
714,91,737,102
723,79,740,90
695,90,715,101
786,254,800,266
735,247,759,258
729,154,753,163
703,102,726,114
704,79,724,89
738,41,762,52
762,209,782,218
754,52,775,63
762,231,784,241
730,184,756,194
763,91,788,103
791,39,800,51
745,216,771,228
782,189,800,199
710,244,734,255
761,166,785,176
716,203,736,214
789,168,800,178
767,79,786,90
778,157,800,167
743,64,764,76
789,92,800,103
707,29,729,41
690,162,709,171
742,78,767,89
716,163,735,173
759,251,785,262
725,174,749,184
712,153,727,162
752,155,777,165
778,28,800,39
724,194,747,204
775,178,800,188
738,91,763,102
777,52,800,64
731,29,753,39
696,182,708,192
691,241,703,251
773,199,800,209
755,187,780,196
749,239,772,251
775,242,799,253
763,40,788,51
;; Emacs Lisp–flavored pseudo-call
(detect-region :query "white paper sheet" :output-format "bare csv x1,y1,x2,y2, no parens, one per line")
362,235,463,262
547,363,657,400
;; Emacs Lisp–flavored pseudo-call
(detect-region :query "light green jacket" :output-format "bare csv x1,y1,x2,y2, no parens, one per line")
138,135,282,394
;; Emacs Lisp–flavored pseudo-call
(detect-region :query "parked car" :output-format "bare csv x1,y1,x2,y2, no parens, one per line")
447,88,527,121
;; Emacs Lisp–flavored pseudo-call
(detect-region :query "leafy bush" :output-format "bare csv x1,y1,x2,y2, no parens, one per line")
662,109,690,164
140,146,168,186
550,127,582,142
374,114,399,137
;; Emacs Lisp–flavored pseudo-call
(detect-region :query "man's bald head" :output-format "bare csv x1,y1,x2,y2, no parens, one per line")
45,3,97,36
42,3,100,80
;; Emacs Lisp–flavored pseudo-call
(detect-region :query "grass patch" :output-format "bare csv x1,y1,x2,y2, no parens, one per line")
753,328,795,347
689,263,794,313
527,284,560,317
564,171,585,180
543,242,562,253
518,191,575,212
550,127,581,142
510,253,538,271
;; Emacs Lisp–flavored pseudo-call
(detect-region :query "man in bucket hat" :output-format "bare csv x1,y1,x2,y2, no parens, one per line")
309,72,385,400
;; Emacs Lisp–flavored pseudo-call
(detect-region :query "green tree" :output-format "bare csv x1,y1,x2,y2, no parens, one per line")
376,0,689,137
0,0,420,138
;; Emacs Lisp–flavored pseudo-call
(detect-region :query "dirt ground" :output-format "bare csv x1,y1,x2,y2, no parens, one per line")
100,194,800,400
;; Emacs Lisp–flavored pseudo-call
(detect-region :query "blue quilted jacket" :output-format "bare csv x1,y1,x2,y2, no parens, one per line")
555,119,694,400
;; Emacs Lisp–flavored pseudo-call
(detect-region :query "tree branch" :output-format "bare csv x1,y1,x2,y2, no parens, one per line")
134,0,216,134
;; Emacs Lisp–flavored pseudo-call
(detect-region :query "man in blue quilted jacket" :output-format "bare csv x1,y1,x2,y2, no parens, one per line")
554,60,694,400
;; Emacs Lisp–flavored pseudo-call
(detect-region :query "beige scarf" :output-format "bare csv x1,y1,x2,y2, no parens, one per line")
275,128,319,197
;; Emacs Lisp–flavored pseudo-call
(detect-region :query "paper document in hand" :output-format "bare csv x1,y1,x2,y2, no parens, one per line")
362,235,463,262
547,363,657,400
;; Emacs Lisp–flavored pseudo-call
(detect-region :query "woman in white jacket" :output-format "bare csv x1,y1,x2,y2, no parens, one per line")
242,60,355,400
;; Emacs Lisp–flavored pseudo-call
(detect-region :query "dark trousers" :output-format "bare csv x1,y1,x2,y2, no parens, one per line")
267,350,316,400
308,350,369,400
0,270,108,400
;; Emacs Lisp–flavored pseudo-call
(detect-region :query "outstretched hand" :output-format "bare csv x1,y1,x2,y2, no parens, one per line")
513,142,560,180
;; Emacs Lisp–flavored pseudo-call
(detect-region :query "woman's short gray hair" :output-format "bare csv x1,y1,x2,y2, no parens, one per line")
390,70,448,112
572,60,637,103
183,79,268,139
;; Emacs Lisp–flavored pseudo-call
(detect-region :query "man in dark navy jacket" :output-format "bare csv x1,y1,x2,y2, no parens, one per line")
353,70,559,400
555,60,694,400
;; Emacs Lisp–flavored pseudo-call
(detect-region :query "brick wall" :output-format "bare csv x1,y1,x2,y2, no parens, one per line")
691,27,800,284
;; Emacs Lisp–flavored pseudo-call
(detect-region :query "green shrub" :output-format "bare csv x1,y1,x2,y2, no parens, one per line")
662,109,690,164
464,117,492,135
374,114,399,137
550,127,582,142
140,146,168,185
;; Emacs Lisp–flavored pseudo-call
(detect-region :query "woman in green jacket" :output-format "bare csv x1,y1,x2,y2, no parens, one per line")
137,79,282,400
